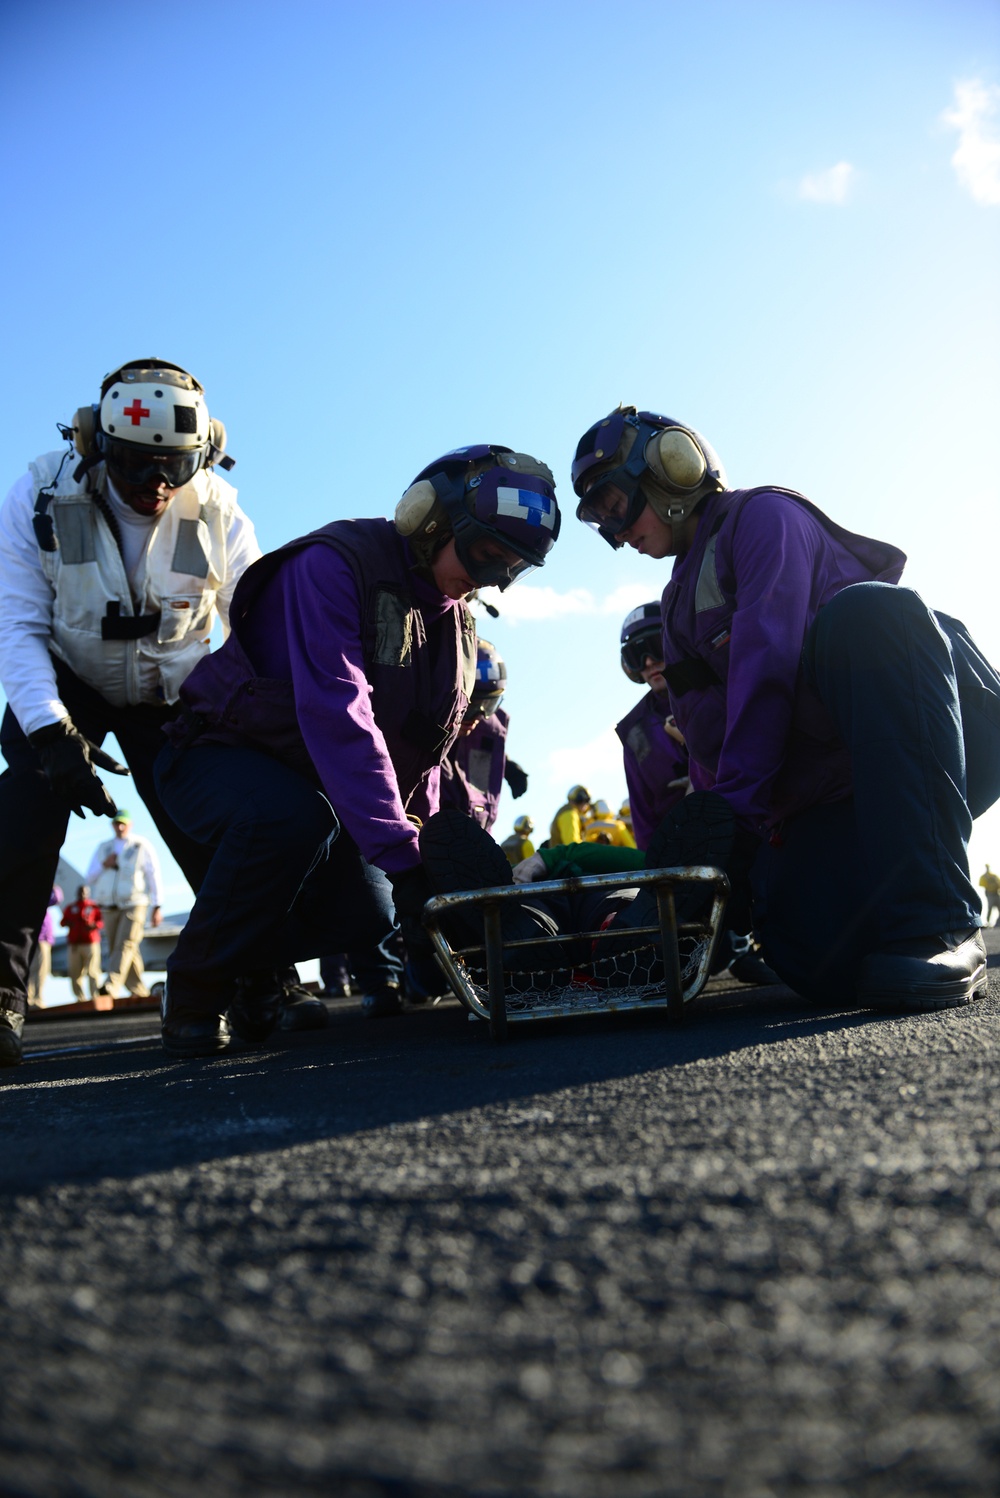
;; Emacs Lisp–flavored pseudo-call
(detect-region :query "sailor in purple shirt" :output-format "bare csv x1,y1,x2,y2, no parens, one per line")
574,406,1000,1012
439,640,529,831
155,445,560,1058
615,602,690,850
616,599,777,987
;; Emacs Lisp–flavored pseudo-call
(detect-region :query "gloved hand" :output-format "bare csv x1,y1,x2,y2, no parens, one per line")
388,863,435,957
28,719,130,819
504,759,528,798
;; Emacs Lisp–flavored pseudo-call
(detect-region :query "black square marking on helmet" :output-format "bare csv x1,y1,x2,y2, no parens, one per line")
174,406,198,434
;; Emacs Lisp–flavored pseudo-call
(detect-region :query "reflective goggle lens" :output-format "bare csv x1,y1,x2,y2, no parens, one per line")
465,693,504,722
577,481,625,530
458,535,533,590
104,439,202,489
621,627,664,673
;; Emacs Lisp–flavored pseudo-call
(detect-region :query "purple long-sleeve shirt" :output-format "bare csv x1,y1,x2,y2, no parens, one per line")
662,488,905,828
239,543,455,874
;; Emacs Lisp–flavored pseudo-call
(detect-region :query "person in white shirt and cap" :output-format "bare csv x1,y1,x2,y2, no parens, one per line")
86,809,162,999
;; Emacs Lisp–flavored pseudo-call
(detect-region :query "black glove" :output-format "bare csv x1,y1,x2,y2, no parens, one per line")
504,759,529,798
388,863,436,957
28,719,130,819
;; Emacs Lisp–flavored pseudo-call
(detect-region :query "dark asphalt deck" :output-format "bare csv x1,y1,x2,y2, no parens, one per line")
1,938,998,1497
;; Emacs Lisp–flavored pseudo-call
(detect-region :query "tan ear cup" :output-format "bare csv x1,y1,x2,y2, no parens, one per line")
645,428,707,491
72,405,97,458
394,480,440,537
209,418,227,456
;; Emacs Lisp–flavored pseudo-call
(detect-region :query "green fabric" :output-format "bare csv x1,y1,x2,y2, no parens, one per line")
537,843,644,879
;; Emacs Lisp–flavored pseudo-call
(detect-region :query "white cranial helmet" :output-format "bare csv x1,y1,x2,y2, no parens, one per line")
99,363,210,450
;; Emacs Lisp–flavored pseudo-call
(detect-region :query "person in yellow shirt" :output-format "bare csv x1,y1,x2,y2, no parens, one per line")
501,814,535,867
583,799,636,848
978,865,1000,925
549,785,593,846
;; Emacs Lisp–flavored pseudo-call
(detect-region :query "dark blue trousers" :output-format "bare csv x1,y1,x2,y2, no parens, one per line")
753,584,1000,1001
154,742,399,1013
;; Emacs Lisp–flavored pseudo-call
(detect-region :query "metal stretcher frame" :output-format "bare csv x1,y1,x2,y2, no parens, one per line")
422,865,730,1042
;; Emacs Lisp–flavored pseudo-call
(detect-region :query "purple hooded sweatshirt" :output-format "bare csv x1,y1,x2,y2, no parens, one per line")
615,692,689,851
659,487,906,831
439,708,510,830
171,520,476,874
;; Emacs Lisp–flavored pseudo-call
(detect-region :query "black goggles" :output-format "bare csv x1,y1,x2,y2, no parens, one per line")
465,691,504,722
575,476,647,548
103,437,204,490
621,625,664,674
454,532,535,591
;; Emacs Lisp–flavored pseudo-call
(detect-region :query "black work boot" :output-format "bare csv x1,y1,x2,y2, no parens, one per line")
419,810,514,898
418,808,513,948
0,1007,25,1068
161,982,230,1059
419,811,556,967
278,982,330,1031
714,930,781,986
360,984,403,1019
858,929,987,1012
227,972,285,1044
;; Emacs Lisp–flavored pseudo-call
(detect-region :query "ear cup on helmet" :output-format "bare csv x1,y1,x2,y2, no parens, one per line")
72,406,98,458
209,418,227,457
395,480,441,537
645,428,707,492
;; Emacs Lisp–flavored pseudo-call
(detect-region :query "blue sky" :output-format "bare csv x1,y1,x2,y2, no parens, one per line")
1,0,998,925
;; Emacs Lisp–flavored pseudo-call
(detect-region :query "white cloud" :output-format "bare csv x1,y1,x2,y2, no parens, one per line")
797,161,855,205
942,79,1000,206
475,579,652,624
600,582,658,617
547,726,625,785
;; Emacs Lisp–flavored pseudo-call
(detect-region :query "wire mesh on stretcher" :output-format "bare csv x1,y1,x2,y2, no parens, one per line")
421,866,730,1040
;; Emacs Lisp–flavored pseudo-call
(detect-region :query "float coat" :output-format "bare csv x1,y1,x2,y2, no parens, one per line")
658,486,905,830
616,689,690,851
29,450,239,708
169,518,477,871
439,709,509,830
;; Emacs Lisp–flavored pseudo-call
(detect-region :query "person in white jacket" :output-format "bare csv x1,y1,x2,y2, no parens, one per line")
0,358,260,1065
86,810,162,998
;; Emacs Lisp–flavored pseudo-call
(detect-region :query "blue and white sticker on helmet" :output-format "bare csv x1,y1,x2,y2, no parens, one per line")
476,657,503,684
495,487,556,530
623,605,649,632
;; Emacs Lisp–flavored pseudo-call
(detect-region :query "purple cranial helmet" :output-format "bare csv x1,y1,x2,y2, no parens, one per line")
572,407,726,550
466,637,507,720
399,444,560,590
620,600,664,683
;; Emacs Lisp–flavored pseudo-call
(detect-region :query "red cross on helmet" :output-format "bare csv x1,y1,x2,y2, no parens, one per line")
92,359,226,507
